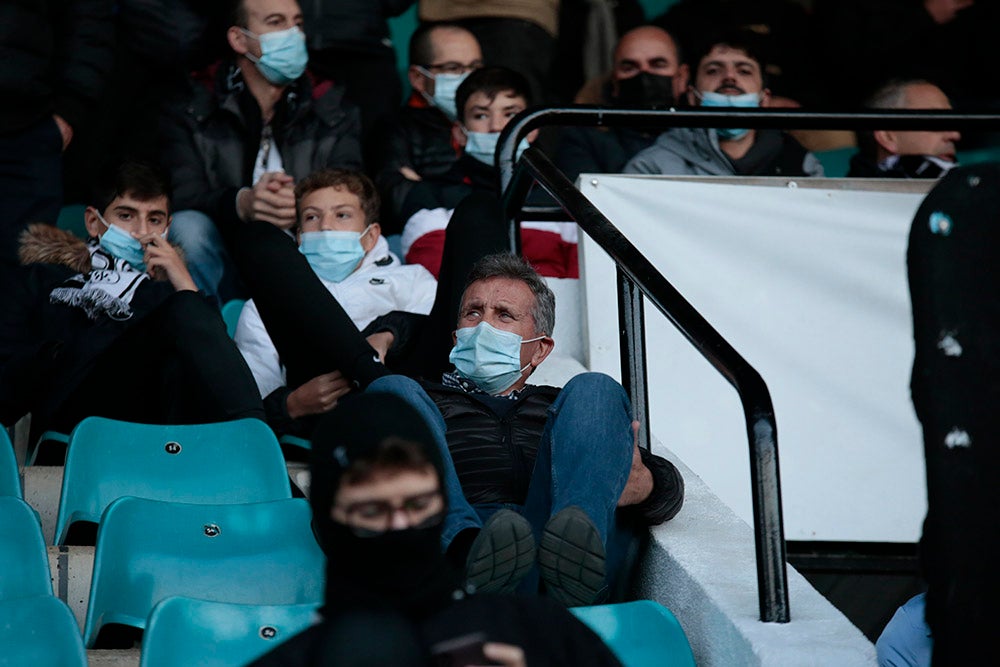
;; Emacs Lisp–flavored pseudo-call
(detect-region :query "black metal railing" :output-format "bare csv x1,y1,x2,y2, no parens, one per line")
496,107,1000,624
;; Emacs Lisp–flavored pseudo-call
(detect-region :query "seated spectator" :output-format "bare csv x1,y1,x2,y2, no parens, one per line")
624,29,823,178
0,161,263,443
555,25,690,184
848,79,961,178
235,169,436,436
374,22,484,232
876,592,932,667
160,0,362,300
400,66,578,280
369,253,685,606
250,392,623,666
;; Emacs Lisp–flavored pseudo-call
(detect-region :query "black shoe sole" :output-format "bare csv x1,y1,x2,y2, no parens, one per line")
465,509,536,595
539,506,607,606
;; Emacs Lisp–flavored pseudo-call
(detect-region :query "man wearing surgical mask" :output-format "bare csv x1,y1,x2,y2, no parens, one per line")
234,169,436,437
374,23,484,233
160,0,363,301
366,253,685,607
625,29,823,177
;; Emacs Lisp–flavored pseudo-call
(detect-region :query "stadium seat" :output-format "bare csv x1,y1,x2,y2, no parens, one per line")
221,299,247,338
570,600,696,667
140,596,321,667
54,417,291,545
84,496,325,648
0,497,52,599
0,595,87,667
1,428,20,497
56,203,89,240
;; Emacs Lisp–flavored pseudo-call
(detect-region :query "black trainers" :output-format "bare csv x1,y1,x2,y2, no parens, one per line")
464,509,536,595
539,506,607,606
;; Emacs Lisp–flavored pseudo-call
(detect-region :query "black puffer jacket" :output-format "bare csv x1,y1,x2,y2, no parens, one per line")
159,63,363,229
423,381,685,525
302,0,415,53
0,0,114,133
374,99,459,233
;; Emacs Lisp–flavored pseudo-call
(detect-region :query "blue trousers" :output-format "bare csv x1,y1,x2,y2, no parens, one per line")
368,372,639,593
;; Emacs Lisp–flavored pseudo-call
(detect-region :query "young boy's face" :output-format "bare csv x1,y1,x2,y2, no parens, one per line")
461,90,527,134
84,192,171,240
298,185,379,253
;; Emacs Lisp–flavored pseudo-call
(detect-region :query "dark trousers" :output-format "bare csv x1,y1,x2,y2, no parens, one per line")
907,164,1000,665
228,191,509,389
454,17,556,107
0,118,64,262
51,291,264,433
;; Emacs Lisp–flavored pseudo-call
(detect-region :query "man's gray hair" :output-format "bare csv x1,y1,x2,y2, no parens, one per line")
464,253,556,336
866,78,936,110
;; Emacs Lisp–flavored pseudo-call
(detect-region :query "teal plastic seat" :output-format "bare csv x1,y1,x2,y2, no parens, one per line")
140,596,321,667
0,595,87,667
0,497,52,599
221,299,247,338
814,146,859,178
84,496,325,648
54,417,291,545
1,428,20,497
570,600,695,667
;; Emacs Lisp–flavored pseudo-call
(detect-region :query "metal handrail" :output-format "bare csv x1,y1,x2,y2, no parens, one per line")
496,106,999,624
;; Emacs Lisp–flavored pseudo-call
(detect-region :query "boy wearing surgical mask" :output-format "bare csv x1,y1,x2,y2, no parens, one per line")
234,169,436,436
624,29,823,178
1,161,264,446
398,66,578,281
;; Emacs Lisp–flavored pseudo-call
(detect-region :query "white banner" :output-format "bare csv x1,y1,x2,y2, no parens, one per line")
579,175,932,542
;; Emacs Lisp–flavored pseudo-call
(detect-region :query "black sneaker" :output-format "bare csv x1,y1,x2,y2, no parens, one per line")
464,509,536,595
539,506,607,606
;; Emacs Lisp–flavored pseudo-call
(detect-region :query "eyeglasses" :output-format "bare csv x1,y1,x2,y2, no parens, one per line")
335,490,444,535
421,60,484,76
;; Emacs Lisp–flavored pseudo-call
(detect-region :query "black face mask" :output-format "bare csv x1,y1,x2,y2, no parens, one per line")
322,515,459,618
615,72,676,108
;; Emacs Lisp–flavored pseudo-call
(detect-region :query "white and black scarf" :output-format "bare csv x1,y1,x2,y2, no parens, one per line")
49,243,148,321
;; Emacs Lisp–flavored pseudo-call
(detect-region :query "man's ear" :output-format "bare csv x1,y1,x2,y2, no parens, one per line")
686,85,698,107
361,222,381,253
227,26,249,55
874,129,898,154
452,123,468,148
528,336,555,370
408,65,429,94
526,129,540,144
759,87,772,108
83,206,104,239
673,64,690,98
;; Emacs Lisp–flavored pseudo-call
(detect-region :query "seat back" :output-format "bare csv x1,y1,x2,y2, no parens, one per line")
0,595,87,667
54,417,291,544
221,299,247,338
1,428,20,497
84,496,325,648
140,596,321,667
570,600,696,667
0,497,52,599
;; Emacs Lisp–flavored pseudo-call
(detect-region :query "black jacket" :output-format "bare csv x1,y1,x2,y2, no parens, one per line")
555,125,659,184
302,0,415,54
0,0,114,133
159,63,363,229
423,381,685,525
249,593,622,667
374,98,461,233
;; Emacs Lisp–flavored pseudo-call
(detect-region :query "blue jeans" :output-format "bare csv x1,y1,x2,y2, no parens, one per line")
168,210,245,301
367,373,638,592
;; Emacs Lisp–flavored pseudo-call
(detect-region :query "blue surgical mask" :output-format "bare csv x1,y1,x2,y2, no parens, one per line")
462,129,531,166
242,26,308,85
449,322,544,395
415,68,469,120
96,213,148,271
697,90,761,141
299,226,371,283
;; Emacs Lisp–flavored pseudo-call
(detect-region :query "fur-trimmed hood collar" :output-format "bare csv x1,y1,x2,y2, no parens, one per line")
18,223,92,273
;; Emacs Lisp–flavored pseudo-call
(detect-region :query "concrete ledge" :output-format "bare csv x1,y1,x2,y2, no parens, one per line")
639,438,877,666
